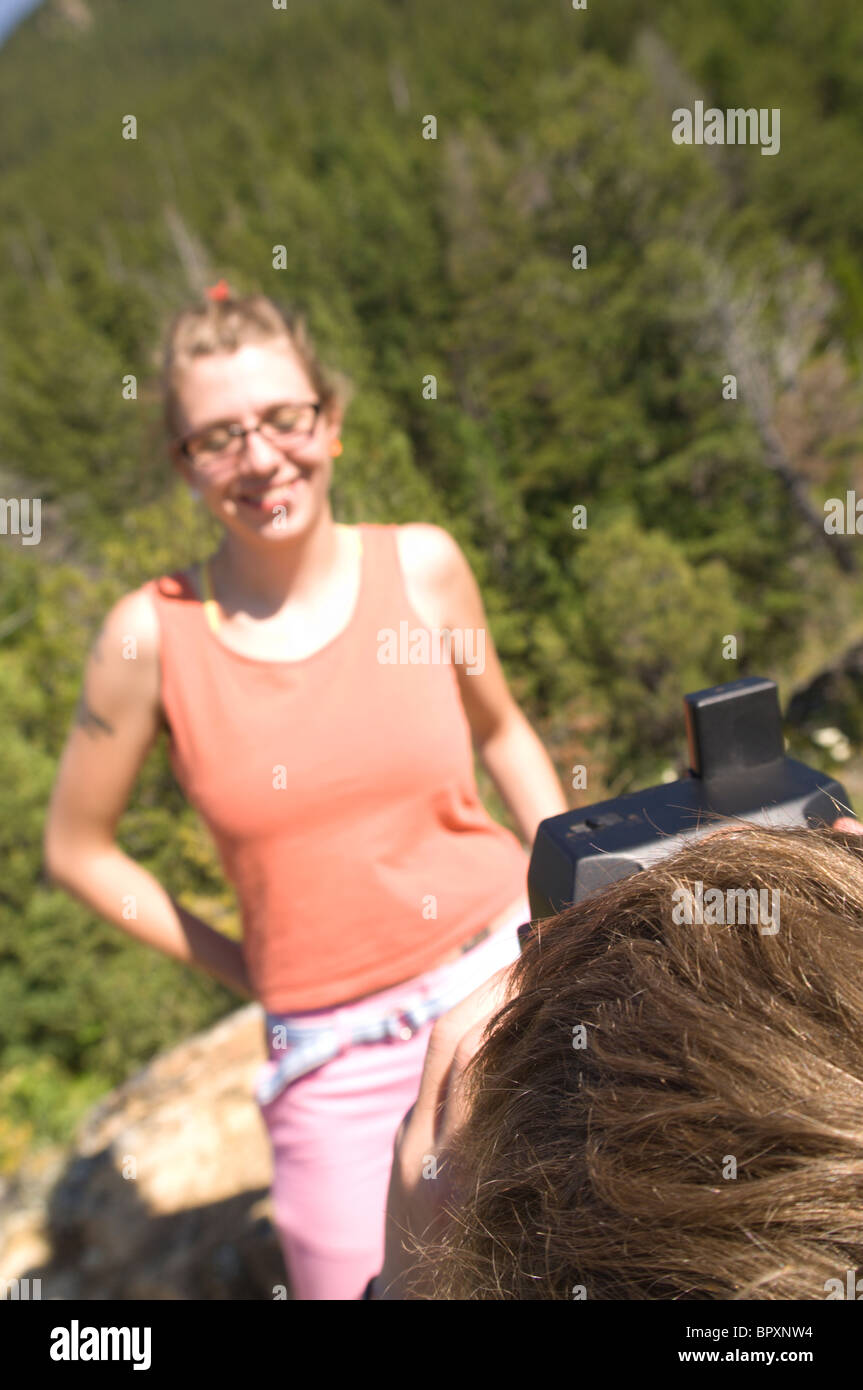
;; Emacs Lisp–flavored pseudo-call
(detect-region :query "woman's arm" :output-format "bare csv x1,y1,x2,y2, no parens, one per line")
472,707,568,847
397,524,568,845
43,587,253,999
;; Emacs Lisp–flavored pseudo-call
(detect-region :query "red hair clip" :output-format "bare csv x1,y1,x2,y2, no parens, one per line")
205,279,231,301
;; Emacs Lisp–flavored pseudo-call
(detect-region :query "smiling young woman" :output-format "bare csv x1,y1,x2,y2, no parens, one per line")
42,289,568,1301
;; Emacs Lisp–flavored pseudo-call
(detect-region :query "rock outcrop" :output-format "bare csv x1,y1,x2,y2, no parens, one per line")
0,1005,287,1299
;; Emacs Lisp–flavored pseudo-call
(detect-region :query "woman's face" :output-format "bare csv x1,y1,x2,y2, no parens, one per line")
171,341,342,545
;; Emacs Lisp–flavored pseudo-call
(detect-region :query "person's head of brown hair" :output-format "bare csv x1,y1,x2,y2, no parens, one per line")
411,822,863,1299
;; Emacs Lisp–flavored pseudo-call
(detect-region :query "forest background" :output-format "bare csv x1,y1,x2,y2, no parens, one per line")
2,0,863,1169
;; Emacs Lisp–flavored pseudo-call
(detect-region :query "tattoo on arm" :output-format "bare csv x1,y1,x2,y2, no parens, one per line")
75,691,115,737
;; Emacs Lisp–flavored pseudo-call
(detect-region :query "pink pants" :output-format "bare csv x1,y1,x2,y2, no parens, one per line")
255,899,529,1300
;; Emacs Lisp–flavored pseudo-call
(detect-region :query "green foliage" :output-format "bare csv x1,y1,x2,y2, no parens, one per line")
571,513,741,779
1,0,862,1159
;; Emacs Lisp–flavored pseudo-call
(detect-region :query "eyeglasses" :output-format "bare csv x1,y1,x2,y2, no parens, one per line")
178,401,322,462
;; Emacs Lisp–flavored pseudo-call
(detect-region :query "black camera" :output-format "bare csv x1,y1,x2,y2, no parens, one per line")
527,676,855,921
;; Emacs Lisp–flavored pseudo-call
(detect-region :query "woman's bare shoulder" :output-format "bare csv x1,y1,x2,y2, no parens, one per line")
90,575,179,710
394,524,472,629
103,580,163,660
108,564,201,647
395,523,464,583
73,580,166,733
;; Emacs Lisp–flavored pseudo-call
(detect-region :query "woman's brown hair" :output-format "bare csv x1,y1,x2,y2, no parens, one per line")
160,292,353,441
410,823,863,1299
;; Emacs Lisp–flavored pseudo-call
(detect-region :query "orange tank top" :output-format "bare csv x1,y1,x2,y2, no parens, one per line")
144,522,529,1012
